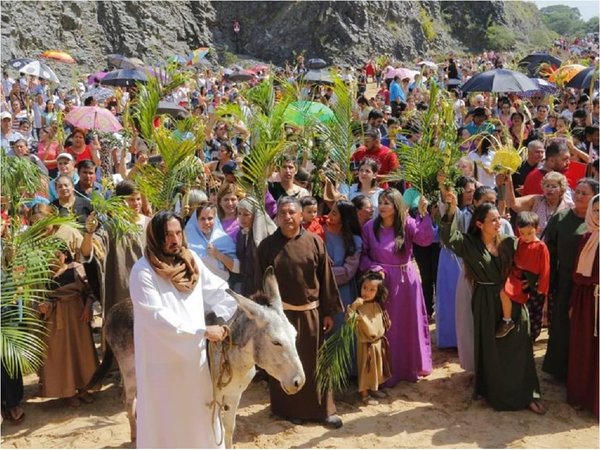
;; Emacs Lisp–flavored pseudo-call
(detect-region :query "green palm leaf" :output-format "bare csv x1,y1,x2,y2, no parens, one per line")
316,313,357,400
1,212,79,377
90,192,140,241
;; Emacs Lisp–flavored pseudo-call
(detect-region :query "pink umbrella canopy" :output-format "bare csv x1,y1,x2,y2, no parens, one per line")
65,106,122,132
87,71,108,85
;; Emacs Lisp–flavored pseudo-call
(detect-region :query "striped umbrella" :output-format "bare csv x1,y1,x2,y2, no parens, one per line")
82,87,115,103
41,50,76,64
65,106,122,132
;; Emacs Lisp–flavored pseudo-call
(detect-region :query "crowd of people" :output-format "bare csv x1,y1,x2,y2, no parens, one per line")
1,38,599,446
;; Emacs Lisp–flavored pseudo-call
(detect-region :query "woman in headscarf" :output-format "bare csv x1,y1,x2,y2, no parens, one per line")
234,197,277,296
184,203,239,283
567,194,599,417
543,178,599,382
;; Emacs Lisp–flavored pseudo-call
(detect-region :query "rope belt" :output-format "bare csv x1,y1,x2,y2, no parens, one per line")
282,300,320,311
476,281,499,286
594,285,599,338
379,261,412,282
206,325,232,447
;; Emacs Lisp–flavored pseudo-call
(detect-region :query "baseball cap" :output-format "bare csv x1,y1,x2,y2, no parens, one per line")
221,160,237,175
56,152,74,162
384,105,392,114
0,111,12,120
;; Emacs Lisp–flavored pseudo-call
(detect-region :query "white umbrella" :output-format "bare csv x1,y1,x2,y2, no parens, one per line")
19,60,60,83
416,61,438,69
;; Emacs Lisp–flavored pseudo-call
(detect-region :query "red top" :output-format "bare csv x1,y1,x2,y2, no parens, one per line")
522,162,585,196
504,239,550,304
351,145,399,188
66,144,93,163
302,217,326,241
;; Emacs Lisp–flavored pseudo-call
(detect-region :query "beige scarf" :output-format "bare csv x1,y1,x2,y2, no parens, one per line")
575,195,599,278
145,220,199,292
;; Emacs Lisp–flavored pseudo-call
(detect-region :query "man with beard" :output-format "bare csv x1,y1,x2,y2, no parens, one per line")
255,196,344,429
129,212,237,448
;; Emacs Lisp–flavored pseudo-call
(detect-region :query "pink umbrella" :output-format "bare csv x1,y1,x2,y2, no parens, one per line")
384,67,419,81
87,71,108,85
65,106,122,132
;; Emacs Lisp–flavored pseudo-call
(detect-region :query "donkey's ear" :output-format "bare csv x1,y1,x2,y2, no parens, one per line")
226,289,262,321
262,266,283,310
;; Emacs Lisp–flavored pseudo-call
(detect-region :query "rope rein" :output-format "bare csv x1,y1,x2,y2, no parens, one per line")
207,325,233,447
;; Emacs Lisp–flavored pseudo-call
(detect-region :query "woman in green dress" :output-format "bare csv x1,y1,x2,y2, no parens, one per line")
543,178,599,382
440,193,545,414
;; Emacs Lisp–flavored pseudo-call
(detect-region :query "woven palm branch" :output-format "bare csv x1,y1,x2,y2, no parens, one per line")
316,313,357,400
1,212,79,377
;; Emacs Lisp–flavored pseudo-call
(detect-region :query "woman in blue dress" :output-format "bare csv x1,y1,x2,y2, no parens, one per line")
435,176,476,348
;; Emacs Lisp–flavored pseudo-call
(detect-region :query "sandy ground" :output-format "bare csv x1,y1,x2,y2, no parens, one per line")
1,326,598,449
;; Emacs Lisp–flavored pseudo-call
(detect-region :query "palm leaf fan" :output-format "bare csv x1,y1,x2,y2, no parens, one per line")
316,312,357,401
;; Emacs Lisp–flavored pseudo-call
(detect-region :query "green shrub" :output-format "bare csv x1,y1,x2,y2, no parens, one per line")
486,25,516,51
419,8,437,42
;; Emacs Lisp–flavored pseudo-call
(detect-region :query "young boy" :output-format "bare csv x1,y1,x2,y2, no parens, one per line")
300,196,325,241
497,211,550,338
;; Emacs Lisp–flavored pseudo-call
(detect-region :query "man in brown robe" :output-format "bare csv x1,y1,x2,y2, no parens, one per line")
256,196,344,428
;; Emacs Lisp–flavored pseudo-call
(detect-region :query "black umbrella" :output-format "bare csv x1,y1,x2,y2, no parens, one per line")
565,67,598,90
518,53,561,68
106,54,144,70
297,69,334,86
460,69,537,93
225,71,254,82
518,53,562,77
306,58,328,70
101,69,148,87
7,57,36,71
157,101,189,117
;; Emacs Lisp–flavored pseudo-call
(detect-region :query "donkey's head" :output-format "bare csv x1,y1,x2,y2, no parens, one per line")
226,267,305,395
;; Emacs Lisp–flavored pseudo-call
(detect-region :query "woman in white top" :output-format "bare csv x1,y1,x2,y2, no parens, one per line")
468,134,496,188
339,158,383,217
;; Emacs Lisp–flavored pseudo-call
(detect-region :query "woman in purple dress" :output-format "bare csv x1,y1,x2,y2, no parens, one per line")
360,188,435,385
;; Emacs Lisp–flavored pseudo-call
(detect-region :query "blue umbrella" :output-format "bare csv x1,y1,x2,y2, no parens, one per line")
101,69,148,87
460,69,537,93
520,78,559,98
7,57,36,71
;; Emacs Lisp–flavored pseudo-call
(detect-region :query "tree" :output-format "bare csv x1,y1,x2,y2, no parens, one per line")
585,17,599,34
540,5,586,37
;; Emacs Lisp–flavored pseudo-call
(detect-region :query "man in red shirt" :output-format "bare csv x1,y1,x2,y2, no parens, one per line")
351,129,399,188
522,139,570,196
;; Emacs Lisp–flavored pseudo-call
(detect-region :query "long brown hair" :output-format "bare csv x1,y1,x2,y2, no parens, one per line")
373,188,406,252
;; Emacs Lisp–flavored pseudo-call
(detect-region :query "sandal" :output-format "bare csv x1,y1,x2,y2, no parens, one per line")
361,395,379,406
369,390,388,399
528,400,547,415
8,406,25,424
77,391,95,404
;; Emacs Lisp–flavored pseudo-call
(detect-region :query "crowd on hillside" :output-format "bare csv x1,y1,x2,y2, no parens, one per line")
1,37,598,438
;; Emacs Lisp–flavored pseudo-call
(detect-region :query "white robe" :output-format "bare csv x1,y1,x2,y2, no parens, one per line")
129,252,237,449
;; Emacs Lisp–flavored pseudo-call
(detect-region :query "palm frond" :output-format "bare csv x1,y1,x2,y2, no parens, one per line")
1,212,79,377
90,192,140,241
1,150,48,210
316,313,357,401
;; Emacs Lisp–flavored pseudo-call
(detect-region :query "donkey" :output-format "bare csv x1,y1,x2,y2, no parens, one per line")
86,267,305,448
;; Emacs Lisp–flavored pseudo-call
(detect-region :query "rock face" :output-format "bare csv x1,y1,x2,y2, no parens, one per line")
1,1,548,81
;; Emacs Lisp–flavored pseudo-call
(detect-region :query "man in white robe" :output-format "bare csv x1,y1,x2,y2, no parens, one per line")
129,211,237,449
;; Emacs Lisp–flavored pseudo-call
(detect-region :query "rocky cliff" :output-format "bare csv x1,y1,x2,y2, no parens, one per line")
1,1,549,80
